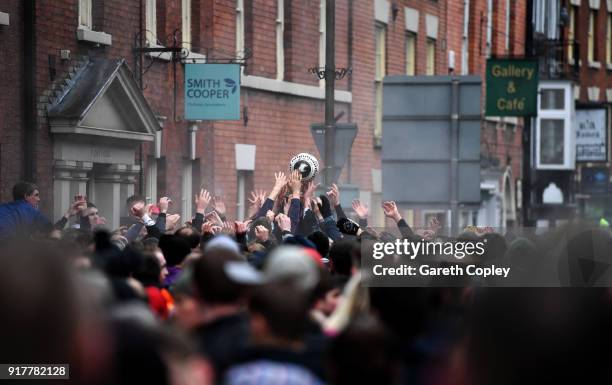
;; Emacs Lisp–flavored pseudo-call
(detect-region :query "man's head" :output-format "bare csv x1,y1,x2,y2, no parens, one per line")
126,195,146,215
13,182,40,208
192,249,246,306
248,282,311,344
85,203,100,227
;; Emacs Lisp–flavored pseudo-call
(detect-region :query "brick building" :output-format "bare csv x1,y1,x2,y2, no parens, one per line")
376,0,527,228
526,0,612,225
0,0,527,229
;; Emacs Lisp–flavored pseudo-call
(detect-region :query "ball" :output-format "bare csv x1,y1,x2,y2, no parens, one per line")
289,153,319,181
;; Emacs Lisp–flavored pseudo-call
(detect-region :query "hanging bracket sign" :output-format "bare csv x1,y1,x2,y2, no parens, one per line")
184,63,240,120
485,59,538,117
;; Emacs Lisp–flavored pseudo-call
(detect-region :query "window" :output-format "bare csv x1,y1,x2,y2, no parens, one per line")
146,0,157,45
607,13,612,64
375,23,386,140
276,0,284,80
426,38,436,75
588,10,598,63
462,0,470,74
236,0,245,57
237,171,254,220
79,0,92,29
541,89,565,109
535,82,575,169
505,0,511,51
568,5,578,62
182,0,191,50
406,32,416,75
486,0,493,57
181,160,193,222
319,0,326,88
539,119,565,165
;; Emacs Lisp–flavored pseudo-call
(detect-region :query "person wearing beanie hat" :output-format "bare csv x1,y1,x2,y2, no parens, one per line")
263,246,320,291
204,234,241,254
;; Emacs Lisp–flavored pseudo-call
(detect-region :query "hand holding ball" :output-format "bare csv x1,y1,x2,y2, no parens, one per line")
289,153,319,182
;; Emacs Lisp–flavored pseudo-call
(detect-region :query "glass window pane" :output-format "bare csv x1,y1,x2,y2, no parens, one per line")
375,83,383,138
426,39,436,75
540,119,565,165
541,89,564,109
406,33,416,75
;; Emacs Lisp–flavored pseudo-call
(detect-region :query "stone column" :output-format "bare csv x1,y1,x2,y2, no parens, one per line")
95,165,125,230
95,164,140,230
53,160,93,222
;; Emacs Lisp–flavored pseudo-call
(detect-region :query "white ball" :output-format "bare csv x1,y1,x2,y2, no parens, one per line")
289,153,319,181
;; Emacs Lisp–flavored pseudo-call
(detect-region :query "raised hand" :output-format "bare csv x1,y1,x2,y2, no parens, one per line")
428,216,441,235
254,225,270,242
201,221,215,235
205,210,223,226
248,190,266,217
159,197,171,214
269,172,288,200
303,181,320,203
382,201,402,222
275,213,291,232
288,169,303,198
221,221,235,235
165,213,181,231
213,195,227,216
311,197,323,220
234,219,251,235
194,189,211,214
326,183,340,207
415,228,436,241
352,199,369,220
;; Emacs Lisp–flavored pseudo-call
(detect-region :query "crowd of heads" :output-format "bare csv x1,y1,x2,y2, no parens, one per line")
2,176,612,385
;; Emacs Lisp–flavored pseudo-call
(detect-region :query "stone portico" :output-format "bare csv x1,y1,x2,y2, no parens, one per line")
47,58,160,229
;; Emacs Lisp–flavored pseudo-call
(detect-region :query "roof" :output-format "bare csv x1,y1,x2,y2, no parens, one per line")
47,58,159,141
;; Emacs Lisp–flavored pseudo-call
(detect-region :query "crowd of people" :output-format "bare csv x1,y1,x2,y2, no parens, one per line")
1,176,612,385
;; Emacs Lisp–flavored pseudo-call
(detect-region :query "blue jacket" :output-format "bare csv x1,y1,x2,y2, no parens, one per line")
0,200,52,238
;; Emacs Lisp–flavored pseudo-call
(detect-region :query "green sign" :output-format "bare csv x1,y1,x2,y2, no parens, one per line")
185,64,240,120
485,59,538,117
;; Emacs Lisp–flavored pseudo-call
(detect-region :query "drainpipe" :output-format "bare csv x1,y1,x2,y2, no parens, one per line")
23,0,35,182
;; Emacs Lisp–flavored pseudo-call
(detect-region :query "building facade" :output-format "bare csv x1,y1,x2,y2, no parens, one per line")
0,0,527,229
527,0,612,226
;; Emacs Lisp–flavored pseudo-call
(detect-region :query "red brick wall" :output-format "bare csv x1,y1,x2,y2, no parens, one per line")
572,0,612,102
0,1,25,202
0,0,528,223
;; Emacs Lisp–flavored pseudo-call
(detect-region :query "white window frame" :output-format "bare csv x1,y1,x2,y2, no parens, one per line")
535,82,575,170
236,0,245,57
607,13,612,65
79,0,92,29
276,0,284,80
146,0,157,45
375,22,386,140
319,0,326,88
76,0,112,45
182,0,191,50
462,0,470,74
568,5,577,62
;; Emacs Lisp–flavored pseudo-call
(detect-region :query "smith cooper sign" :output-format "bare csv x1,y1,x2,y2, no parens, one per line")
485,59,538,117
184,64,240,120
